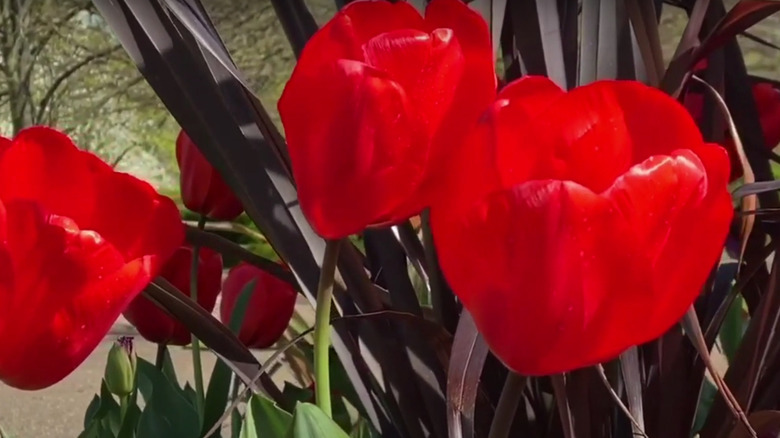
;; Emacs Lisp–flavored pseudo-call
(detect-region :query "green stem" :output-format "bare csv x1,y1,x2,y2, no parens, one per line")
191,215,207,412
230,377,242,438
313,239,342,418
119,394,130,422
488,372,527,438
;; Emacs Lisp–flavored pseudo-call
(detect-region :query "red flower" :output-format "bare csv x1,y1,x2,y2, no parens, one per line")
431,77,733,375
278,0,496,238
683,68,780,181
0,127,183,390
123,245,223,345
176,129,244,221
219,263,297,349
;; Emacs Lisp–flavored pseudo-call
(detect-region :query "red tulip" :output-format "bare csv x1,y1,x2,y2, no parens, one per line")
0,126,183,390
431,77,733,375
123,245,223,345
278,0,496,238
683,64,780,181
176,129,244,221
219,263,297,349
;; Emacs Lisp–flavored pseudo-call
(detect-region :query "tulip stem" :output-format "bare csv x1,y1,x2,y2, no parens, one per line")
119,394,130,421
488,372,528,438
190,215,207,413
313,239,342,419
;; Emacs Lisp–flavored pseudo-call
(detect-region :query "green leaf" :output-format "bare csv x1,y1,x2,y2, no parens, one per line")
84,395,102,429
280,382,351,433
693,379,718,435
116,404,141,438
240,404,257,438
241,394,293,438
203,280,257,437
720,294,748,363
136,358,201,438
297,344,363,420
99,380,122,437
183,382,199,410
161,346,179,384
79,383,124,438
287,403,349,438
78,418,111,438
350,419,378,438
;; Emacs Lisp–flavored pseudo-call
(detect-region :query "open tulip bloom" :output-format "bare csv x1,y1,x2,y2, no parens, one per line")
279,0,496,239
0,127,183,389
427,76,734,375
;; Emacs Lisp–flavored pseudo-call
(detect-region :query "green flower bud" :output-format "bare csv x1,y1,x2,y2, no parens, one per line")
104,337,136,397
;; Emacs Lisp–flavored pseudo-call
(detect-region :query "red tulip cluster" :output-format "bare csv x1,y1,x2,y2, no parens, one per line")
0,0,738,391
126,129,297,349
124,253,297,350
278,0,734,375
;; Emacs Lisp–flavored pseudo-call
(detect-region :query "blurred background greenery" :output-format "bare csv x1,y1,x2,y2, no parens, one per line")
0,0,777,190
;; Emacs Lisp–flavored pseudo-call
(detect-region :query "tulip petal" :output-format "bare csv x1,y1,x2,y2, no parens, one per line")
0,127,96,227
298,0,424,70
362,28,464,142
220,263,297,349
491,77,569,186
176,130,244,220
87,169,183,266
436,180,637,375
432,77,565,215
0,201,11,324
0,200,148,390
607,81,704,162
0,136,9,154
419,0,497,205
754,82,780,149
583,152,709,351
280,59,427,238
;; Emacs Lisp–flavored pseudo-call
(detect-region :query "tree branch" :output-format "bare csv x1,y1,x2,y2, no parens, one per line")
34,44,120,123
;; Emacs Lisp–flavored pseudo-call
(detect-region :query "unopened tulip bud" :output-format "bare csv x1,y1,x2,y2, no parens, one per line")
104,337,136,397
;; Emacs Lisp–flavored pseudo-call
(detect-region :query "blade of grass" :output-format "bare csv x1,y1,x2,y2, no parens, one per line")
596,364,648,437
619,347,646,435
269,0,318,58
364,228,448,436
184,225,296,286
488,373,528,438
447,311,490,438
551,375,576,438
579,0,600,85
683,308,758,438
624,0,664,84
